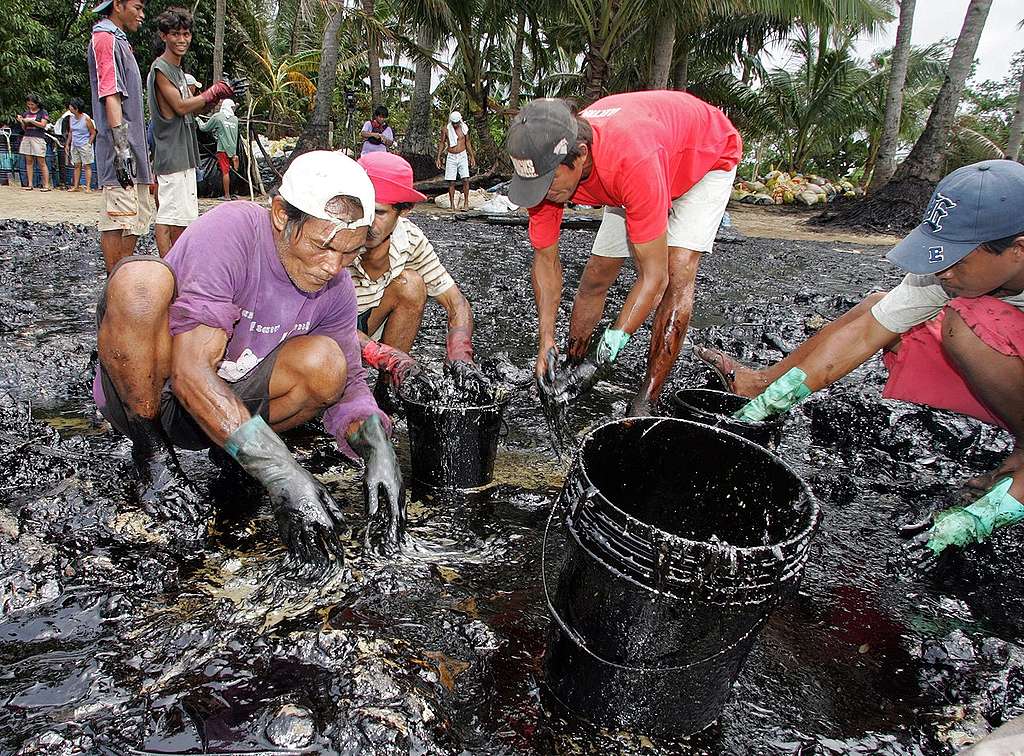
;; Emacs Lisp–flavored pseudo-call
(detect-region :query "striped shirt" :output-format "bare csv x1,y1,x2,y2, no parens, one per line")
348,217,455,314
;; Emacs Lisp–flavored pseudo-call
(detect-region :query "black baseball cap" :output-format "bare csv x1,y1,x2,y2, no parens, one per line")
887,160,1024,275
507,99,579,208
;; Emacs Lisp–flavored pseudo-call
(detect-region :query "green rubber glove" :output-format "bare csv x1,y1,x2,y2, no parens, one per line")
732,367,811,422
596,328,630,364
925,477,1024,556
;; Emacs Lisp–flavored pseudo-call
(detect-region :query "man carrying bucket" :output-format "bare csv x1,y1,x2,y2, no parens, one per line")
93,151,404,567
506,92,742,417
696,160,1024,568
349,152,490,411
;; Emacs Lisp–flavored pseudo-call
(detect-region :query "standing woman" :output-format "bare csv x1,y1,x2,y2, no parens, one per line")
16,94,51,191
65,98,97,192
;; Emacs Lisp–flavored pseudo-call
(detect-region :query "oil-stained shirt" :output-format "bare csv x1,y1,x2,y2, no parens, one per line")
871,273,1024,333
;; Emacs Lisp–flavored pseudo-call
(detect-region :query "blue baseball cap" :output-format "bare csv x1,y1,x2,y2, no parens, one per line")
887,160,1024,275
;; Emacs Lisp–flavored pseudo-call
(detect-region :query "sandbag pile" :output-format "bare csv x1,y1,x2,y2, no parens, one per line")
731,171,861,207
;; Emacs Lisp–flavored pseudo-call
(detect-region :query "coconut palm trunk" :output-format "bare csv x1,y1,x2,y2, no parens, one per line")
363,0,383,105
888,0,992,186
402,25,435,177
508,9,527,110
289,1,345,162
648,21,675,89
867,0,916,193
213,0,226,81
1007,65,1024,161
672,48,688,91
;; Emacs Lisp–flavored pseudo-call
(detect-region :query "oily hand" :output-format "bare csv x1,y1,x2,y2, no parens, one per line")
111,123,136,189
226,416,346,567
349,414,405,552
447,359,492,401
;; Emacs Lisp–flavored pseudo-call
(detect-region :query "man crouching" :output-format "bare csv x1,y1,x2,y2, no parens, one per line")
94,151,404,566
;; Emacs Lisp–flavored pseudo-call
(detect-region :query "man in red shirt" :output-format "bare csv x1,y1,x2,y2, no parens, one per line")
507,92,741,415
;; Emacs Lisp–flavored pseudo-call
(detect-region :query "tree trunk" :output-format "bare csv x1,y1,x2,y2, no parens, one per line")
213,0,226,82
470,100,498,168
818,0,994,232
672,48,688,91
867,0,916,193
583,49,608,103
289,0,303,56
402,25,435,177
648,21,675,89
508,10,526,111
1006,64,1024,161
890,0,992,186
289,2,345,163
363,0,382,105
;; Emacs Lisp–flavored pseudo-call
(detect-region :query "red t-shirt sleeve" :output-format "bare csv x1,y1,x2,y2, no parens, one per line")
619,150,672,245
527,199,564,249
92,31,123,99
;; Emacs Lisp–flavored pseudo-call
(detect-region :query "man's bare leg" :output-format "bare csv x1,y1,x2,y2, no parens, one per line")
566,255,625,362
84,164,92,191
462,179,470,211
448,182,456,212
698,292,890,397
628,247,700,416
72,164,82,191
154,224,185,256
264,335,349,430
221,169,231,200
941,306,1024,500
101,230,140,275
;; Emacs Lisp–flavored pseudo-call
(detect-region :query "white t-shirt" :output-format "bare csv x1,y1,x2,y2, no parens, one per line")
871,273,1024,333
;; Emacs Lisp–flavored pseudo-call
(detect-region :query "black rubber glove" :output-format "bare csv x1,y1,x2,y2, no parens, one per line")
226,416,346,567
347,414,405,552
550,358,603,406
446,360,492,402
224,73,249,102
895,517,939,574
110,123,136,189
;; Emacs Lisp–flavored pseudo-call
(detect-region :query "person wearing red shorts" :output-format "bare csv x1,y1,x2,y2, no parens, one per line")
697,160,1024,560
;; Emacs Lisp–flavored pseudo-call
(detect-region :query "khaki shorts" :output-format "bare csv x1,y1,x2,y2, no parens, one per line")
70,144,95,166
99,184,155,237
155,168,199,227
18,136,46,157
591,167,737,257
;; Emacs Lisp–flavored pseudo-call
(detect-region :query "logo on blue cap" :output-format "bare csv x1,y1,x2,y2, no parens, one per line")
923,193,957,232
927,246,944,264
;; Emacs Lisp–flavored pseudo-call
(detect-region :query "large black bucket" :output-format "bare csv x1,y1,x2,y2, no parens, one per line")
400,394,507,491
669,388,783,449
543,417,819,736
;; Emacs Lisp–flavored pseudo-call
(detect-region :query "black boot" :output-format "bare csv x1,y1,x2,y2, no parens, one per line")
126,414,204,531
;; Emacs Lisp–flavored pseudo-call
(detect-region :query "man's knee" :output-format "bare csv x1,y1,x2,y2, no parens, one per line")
939,305,978,363
580,257,623,295
290,335,348,405
390,269,427,308
103,261,174,326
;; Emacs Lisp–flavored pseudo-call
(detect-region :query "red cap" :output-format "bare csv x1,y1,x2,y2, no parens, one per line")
357,152,427,205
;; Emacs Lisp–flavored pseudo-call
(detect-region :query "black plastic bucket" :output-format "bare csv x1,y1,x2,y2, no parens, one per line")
542,417,819,736
669,388,783,449
400,394,507,491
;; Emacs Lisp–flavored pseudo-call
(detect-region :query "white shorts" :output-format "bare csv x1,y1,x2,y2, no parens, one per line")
70,144,94,166
155,168,199,227
591,167,736,257
445,151,470,181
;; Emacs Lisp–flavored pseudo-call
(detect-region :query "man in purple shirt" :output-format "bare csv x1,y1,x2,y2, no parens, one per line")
94,151,404,566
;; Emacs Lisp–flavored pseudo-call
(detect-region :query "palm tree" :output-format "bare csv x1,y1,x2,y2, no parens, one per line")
867,0,915,192
213,0,226,81
1006,27,1024,161
361,0,383,105
290,0,346,159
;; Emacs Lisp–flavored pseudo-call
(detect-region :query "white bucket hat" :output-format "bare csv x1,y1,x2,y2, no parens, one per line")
279,151,375,231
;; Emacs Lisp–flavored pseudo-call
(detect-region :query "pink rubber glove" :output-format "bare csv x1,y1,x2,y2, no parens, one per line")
362,341,419,386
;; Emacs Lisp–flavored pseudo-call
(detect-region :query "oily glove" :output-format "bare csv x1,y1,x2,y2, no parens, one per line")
110,123,136,189
347,414,406,551
902,478,1024,571
550,328,629,406
362,340,420,387
199,74,247,106
446,327,491,399
733,367,811,422
226,416,346,567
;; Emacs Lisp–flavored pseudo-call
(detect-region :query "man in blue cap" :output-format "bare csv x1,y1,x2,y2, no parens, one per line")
697,160,1024,564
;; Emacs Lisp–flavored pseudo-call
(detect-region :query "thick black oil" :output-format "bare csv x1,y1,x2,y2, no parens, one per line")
1,216,1022,754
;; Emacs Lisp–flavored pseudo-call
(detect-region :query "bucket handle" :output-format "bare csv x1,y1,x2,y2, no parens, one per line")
541,499,760,674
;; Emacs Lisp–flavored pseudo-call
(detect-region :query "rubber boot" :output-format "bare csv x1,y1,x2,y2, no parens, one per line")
125,413,204,532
